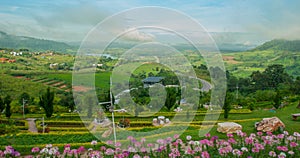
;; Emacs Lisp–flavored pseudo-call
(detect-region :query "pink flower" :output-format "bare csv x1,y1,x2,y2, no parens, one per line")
77,146,85,154
141,137,146,142
257,132,263,136
251,147,259,153
269,151,276,157
106,140,113,145
127,136,134,140
205,133,211,138
228,138,237,144
133,154,141,158
115,142,122,147
0,151,4,157
277,146,288,152
134,142,142,148
31,147,40,153
266,131,272,136
245,137,253,145
147,143,153,148
100,146,106,151
157,139,164,145
174,134,180,139
277,134,284,139
201,151,210,158
105,148,114,155
227,133,234,138
290,142,298,147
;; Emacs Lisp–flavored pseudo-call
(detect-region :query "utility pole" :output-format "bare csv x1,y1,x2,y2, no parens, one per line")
236,83,239,100
109,77,117,145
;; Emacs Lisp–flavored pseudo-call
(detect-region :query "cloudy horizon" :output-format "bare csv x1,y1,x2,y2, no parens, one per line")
1,0,299,45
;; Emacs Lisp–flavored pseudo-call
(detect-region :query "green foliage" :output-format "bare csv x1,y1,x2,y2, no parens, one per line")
0,97,4,115
273,90,283,109
4,95,12,118
164,88,177,111
223,93,233,119
59,92,75,111
0,31,76,53
19,92,32,105
252,39,300,52
39,87,55,118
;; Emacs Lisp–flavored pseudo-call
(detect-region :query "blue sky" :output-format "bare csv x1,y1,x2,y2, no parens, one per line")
0,0,299,45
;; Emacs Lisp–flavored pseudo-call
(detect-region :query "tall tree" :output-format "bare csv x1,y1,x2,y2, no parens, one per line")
4,95,12,118
0,97,5,115
164,88,177,111
59,92,75,111
223,93,233,119
39,87,54,118
19,92,33,106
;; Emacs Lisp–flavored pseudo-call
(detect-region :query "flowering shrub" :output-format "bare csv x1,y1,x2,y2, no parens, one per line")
1,131,299,157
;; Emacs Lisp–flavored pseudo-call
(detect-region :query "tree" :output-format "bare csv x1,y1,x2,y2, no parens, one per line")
4,95,12,118
0,97,5,115
273,90,282,109
19,92,33,106
59,92,75,112
223,93,233,119
39,87,55,118
297,100,300,109
164,88,177,111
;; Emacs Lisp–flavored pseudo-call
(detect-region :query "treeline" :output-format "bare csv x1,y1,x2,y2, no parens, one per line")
226,64,300,109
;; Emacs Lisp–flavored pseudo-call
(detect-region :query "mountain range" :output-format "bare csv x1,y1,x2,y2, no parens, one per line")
0,31,300,53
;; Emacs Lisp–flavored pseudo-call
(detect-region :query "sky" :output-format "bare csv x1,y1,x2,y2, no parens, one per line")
0,0,300,45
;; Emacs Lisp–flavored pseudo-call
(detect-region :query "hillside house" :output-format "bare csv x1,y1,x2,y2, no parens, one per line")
142,77,164,88
0,58,9,63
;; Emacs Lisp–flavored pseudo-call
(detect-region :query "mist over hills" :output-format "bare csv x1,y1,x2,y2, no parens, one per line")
0,31,76,53
251,39,300,52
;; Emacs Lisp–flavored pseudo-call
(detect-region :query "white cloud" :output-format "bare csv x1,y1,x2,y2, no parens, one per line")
122,27,155,42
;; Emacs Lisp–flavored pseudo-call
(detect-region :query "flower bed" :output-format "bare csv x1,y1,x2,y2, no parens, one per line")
1,131,299,157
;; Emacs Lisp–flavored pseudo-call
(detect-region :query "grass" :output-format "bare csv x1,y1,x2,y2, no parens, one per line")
1,101,299,155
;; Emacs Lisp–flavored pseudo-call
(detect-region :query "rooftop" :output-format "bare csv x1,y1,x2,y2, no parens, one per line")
142,77,164,83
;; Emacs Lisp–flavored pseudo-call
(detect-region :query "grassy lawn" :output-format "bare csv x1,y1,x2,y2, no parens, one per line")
1,101,299,155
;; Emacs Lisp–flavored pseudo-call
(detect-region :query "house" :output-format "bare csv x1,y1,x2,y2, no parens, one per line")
142,77,164,88
8,59,16,63
0,58,9,63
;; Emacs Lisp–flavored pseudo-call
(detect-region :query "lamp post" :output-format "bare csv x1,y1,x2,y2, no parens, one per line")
22,98,27,118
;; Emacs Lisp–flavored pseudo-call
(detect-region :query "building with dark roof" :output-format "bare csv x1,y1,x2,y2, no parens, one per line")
142,77,164,88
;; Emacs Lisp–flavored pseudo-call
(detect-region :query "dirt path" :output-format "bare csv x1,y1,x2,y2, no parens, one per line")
26,118,38,133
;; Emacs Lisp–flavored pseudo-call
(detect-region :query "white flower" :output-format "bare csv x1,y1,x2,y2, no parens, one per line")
91,140,98,145
283,131,289,135
293,132,300,137
194,141,200,146
287,136,295,141
46,144,52,148
186,135,192,141
241,147,248,152
288,151,294,155
40,148,49,154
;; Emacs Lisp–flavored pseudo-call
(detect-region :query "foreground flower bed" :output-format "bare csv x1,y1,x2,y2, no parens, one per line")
1,131,299,158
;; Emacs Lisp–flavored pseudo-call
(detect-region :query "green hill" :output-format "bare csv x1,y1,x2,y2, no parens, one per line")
0,31,77,53
251,39,300,52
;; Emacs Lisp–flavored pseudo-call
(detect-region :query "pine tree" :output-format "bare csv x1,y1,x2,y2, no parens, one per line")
4,95,12,118
39,87,54,118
